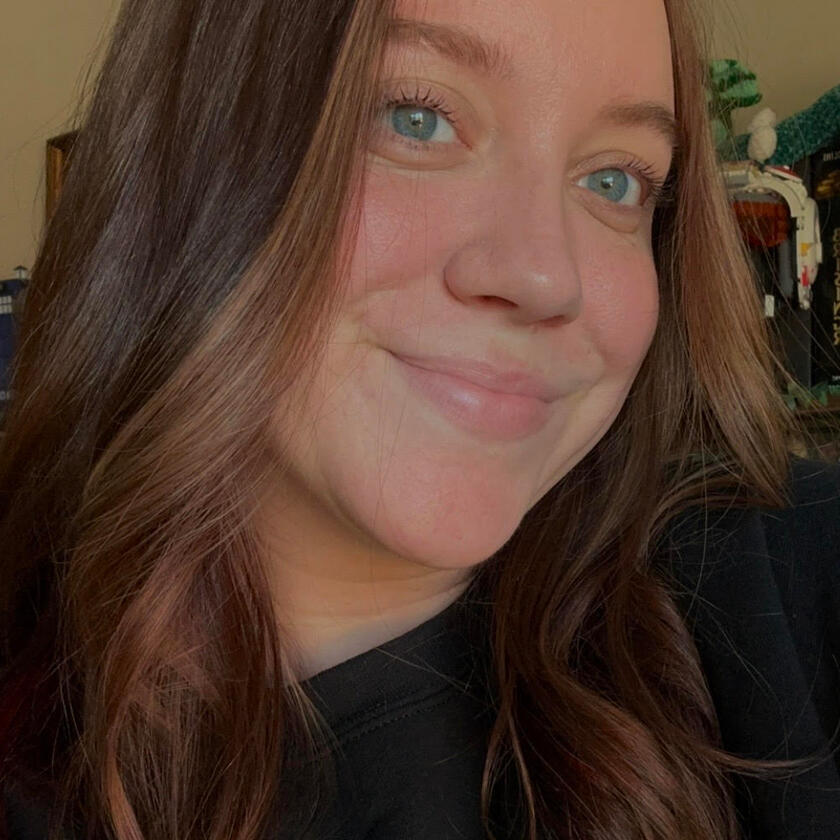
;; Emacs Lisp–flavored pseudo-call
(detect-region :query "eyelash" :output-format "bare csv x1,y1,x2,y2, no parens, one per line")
604,155,673,208
377,85,674,208
381,85,458,135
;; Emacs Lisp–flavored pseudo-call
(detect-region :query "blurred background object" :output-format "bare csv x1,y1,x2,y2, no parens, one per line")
0,266,29,424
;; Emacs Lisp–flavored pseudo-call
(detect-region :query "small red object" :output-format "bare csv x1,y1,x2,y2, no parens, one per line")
732,199,790,248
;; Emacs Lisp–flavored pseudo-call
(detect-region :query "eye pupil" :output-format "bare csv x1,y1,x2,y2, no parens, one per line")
392,105,438,142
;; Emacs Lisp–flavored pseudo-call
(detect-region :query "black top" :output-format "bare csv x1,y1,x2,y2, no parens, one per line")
278,586,501,839
4,457,840,839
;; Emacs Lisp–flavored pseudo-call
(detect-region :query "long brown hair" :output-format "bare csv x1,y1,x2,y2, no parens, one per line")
0,0,825,838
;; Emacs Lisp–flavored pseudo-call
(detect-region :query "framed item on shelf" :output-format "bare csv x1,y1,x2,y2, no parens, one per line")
46,131,79,222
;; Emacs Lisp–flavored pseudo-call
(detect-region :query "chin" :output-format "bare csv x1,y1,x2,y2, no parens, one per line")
337,463,533,571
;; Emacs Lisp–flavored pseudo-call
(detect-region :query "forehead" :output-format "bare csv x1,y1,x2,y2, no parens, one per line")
390,0,674,113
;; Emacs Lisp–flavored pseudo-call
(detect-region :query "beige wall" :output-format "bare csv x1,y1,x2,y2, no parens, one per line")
0,0,838,277
0,0,120,277
710,0,840,135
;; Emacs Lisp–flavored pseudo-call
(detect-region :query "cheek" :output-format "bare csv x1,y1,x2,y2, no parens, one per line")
577,230,660,372
340,169,469,303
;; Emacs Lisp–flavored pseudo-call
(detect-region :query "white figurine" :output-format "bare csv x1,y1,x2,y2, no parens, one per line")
747,107,778,163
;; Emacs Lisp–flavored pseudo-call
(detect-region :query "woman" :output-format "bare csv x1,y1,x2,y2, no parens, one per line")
1,0,838,837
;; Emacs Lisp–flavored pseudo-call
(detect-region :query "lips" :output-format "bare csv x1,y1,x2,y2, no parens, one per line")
388,351,556,441
389,353,560,403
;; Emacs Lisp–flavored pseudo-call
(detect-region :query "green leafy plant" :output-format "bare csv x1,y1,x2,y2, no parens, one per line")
707,59,762,152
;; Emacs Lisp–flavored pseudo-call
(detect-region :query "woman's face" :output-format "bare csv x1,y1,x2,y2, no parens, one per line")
268,0,675,574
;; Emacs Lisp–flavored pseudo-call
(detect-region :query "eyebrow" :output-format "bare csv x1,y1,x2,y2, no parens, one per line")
385,18,516,82
597,102,679,150
384,19,678,150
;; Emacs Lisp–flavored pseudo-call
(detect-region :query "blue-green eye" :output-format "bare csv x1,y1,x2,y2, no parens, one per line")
378,85,460,148
578,168,643,206
389,103,457,145
391,106,433,142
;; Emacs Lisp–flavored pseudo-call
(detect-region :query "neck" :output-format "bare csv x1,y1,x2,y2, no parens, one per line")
255,476,474,681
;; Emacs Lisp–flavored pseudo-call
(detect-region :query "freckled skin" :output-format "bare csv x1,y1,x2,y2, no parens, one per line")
258,0,675,673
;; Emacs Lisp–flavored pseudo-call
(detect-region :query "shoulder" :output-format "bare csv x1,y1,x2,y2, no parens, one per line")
657,456,840,633
787,454,840,502
655,456,840,710
659,456,840,592
657,458,840,834
765,456,840,560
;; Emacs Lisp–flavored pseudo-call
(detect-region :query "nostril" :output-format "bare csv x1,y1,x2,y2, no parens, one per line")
479,295,516,307
540,313,568,329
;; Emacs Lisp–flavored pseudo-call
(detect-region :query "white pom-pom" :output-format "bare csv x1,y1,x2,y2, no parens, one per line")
747,108,779,162
748,127,778,162
747,107,778,132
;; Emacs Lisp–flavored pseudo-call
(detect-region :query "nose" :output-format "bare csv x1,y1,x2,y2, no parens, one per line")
443,176,583,326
